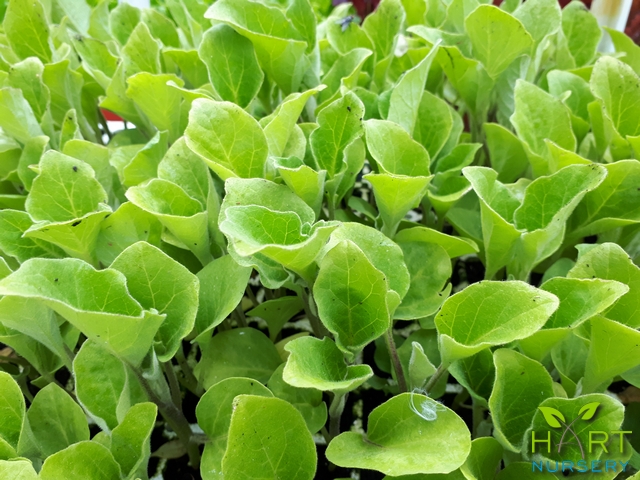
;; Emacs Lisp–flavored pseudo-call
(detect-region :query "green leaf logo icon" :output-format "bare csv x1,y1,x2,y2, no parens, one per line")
539,406,566,428
578,402,601,421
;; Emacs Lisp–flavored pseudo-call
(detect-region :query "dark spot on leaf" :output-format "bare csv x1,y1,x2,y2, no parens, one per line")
54,278,58,282
347,106,351,112
72,220,82,227
72,166,78,172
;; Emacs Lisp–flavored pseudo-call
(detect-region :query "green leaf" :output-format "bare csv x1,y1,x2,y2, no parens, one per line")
509,164,607,279
569,160,640,240
283,336,373,394
0,258,165,366
314,240,394,356
263,87,324,159
110,402,156,479
527,394,624,464
393,237,451,320
122,22,161,77
511,80,576,171
568,243,640,328
591,56,640,138
0,88,45,145
220,206,338,281
489,349,555,451
195,255,252,340
460,437,503,480
199,25,263,108
583,316,640,393
484,123,529,184
465,5,532,79
0,459,38,480
274,157,326,217
222,395,317,479
578,401,600,421
435,280,559,363
268,364,326,434
317,48,372,110
111,242,199,362
539,277,628,329
388,43,440,135
449,349,495,407
606,27,640,76
0,371,24,451
538,406,566,429
205,0,309,94
17,136,48,192
196,328,282,390
326,393,471,476
126,73,184,143
310,91,364,178
364,119,430,176
561,1,601,67
126,178,212,265
73,340,146,432
0,296,69,365
109,2,140,45
39,441,122,480
0,210,65,263
7,58,49,122
95,202,163,267
3,0,52,63
28,384,89,457
185,98,268,180
513,0,561,47
463,166,521,279
26,150,107,223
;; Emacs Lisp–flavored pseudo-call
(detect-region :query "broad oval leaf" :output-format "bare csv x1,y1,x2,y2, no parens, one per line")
326,393,471,476
222,395,317,479
185,98,268,180
435,280,559,363
39,441,122,480
283,336,373,394
0,371,24,451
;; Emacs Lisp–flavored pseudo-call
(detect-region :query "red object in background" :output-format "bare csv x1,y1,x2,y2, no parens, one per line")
627,0,640,43
493,0,592,6
100,109,123,122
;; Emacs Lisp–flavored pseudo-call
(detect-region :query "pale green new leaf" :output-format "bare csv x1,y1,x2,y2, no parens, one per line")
28,384,89,457
562,1,601,67
0,210,65,263
126,178,212,265
0,459,37,480
583,316,640,393
0,258,165,365
3,0,52,63
484,123,528,183
465,5,532,79
326,393,471,476
196,328,282,390
513,0,561,46
39,441,122,480
590,56,640,138
314,240,393,357
205,0,309,94
460,437,503,480
274,157,326,217
199,25,263,108
283,336,373,394
110,402,157,479
0,371,24,451
568,243,640,328
435,281,559,363
111,242,199,362
222,395,317,479
0,88,45,145
489,349,554,452
185,98,268,180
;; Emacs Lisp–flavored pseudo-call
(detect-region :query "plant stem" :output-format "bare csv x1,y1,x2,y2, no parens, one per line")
424,363,449,395
130,361,200,468
245,285,259,309
163,361,182,409
472,397,484,438
384,327,407,393
329,392,346,440
300,288,330,338
232,305,248,328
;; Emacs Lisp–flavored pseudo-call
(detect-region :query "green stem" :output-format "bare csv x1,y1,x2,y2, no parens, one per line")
384,327,407,393
175,345,201,396
245,285,259,309
232,305,248,328
163,361,182,409
472,398,484,438
329,392,346,440
424,363,449,396
300,288,330,338
130,360,200,468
